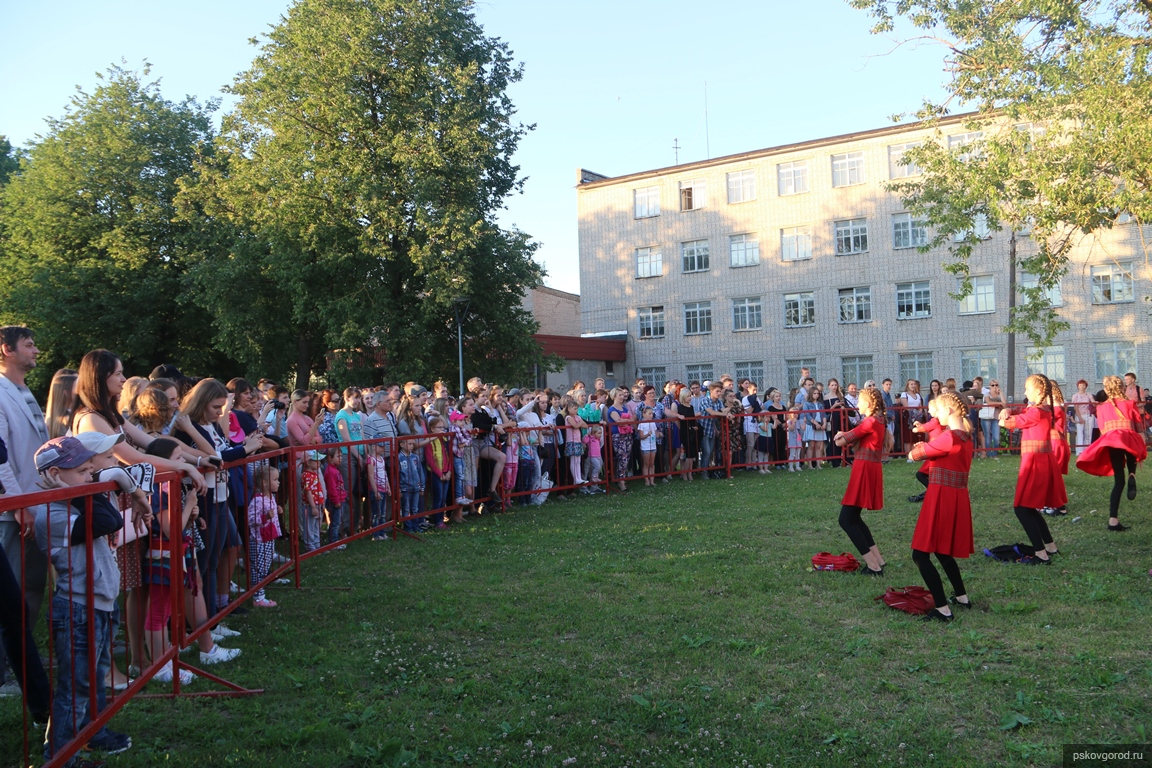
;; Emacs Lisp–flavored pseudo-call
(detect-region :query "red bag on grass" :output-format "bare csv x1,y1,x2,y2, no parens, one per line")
811,552,860,572
874,586,935,615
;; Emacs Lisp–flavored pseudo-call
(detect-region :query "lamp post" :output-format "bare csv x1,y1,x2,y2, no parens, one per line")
453,297,471,396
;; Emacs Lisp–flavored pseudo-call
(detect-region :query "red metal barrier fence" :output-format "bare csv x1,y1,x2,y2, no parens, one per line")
2,405,1078,766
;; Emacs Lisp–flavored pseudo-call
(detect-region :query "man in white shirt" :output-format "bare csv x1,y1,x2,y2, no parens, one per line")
0,326,50,692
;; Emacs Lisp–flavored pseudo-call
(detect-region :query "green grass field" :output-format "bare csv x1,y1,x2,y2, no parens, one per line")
4,457,1151,767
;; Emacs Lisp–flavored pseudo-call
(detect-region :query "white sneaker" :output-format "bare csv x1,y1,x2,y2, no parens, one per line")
274,578,291,585
272,553,289,564
154,662,196,685
200,645,241,665
230,581,240,594
213,625,241,638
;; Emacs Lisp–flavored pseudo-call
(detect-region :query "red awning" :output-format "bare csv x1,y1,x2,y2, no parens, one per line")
535,334,626,362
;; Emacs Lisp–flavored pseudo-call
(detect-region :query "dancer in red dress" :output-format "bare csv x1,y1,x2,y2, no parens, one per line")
908,392,973,622
1048,381,1070,515
1076,375,1148,531
833,388,887,576
999,374,1063,564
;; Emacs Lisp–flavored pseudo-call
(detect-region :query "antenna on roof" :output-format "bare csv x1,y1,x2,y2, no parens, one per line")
704,81,710,159
673,138,680,165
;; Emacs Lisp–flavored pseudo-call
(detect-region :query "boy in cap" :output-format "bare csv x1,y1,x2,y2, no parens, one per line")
33,436,133,761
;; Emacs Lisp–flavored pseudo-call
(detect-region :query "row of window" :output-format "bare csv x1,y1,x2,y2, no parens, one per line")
633,267,1126,337
633,129,1020,217
634,213,995,277
634,341,1135,394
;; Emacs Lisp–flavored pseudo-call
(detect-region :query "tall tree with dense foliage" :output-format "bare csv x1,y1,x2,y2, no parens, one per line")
185,0,551,389
0,66,235,389
850,0,1152,346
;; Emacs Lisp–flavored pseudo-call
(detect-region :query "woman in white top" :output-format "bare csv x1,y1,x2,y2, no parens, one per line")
1069,379,1096,457
899,379,926,459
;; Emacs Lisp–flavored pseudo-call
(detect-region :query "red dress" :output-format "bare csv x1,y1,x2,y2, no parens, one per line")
1004,405,1068,509
840,416,885,510
1050,406,1070,476
909,429,974,557
1077,399,1148,476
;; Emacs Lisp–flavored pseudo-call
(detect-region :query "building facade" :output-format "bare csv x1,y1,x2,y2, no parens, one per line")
522,286,626,390
577,114,1149,398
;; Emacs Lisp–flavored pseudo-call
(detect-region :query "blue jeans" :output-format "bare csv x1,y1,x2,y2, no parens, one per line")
327,500,348,543
199,498,229,618
401,490,421,532
700,433,716,475
981,418,1000,457
453,457,465,501
370,492,390,536
47,596,113,758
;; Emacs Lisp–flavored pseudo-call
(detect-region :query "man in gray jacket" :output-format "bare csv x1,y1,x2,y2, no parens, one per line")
0,326,49,694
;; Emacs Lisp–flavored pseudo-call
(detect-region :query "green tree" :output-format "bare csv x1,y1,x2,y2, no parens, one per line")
850,0,1152,347
0,136,19,187
185,0,552,389
0,66,236,389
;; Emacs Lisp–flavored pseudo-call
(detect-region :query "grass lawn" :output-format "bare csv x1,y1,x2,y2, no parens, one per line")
4,457,1151,767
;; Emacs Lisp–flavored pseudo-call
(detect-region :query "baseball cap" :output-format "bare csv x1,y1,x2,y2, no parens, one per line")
72,431,125,456
35,436,96,472
305,450,325,461
508,388,521,396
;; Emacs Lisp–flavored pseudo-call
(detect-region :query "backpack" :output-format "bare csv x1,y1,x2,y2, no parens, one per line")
874,586,935,615
811,552,860,572
983,543,1034,563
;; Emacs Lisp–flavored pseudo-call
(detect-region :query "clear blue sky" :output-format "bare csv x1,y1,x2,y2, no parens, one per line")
0,0,952,292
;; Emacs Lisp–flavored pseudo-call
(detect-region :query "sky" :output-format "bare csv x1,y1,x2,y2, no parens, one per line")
0,0,954,293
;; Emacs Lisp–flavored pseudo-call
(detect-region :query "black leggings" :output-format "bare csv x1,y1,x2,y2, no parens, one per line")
916,470,928,489
1109,447,1137,518
1014,506,1053,552
839,505,875,555
912,549,966,608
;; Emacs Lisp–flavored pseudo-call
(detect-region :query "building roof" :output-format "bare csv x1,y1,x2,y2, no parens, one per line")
576,111,982,190
535,333,626,362
533,285,580,302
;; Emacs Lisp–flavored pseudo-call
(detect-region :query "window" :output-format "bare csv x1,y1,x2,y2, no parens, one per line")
899,352,934,386
948,131,983,161
1091,263,1134,304
635,247,662,278
729,234,760,267
1020,272,1062,307
892,212,928,249
834,218,868,255
686,364,714,384
958,275,995,314
1027,346,1065,382
1095,341,1137,381
732,297,763,331
684,302,712,335
831,151,865,187
783,292,815,328
838,286,872,323
777,161,809,196
637,306,665,339
896,281,931,319
888,142,921,179
960,349,998,381
680,178,706,211
637,366,667,392
953,213,991,242
786,359,817,388
735,362,765,390
841,356,874,387
681,239,710,273
727,170,756,204
634,186,660,218
781,226,813,261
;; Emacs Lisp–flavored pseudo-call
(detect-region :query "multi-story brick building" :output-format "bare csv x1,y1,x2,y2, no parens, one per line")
576,113,1149,399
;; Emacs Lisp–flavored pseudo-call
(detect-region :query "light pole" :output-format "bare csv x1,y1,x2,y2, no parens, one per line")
453,296,471,396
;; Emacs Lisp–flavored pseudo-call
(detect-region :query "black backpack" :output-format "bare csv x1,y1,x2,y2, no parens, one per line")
983,543,1034,562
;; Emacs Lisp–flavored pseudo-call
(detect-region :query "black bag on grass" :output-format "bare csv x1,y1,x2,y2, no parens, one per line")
983,543,1034,562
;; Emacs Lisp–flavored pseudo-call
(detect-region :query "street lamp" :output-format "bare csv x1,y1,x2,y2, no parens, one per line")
453,296,471,396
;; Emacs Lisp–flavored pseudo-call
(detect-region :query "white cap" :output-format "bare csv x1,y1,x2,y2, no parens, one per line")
72,430,125,456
